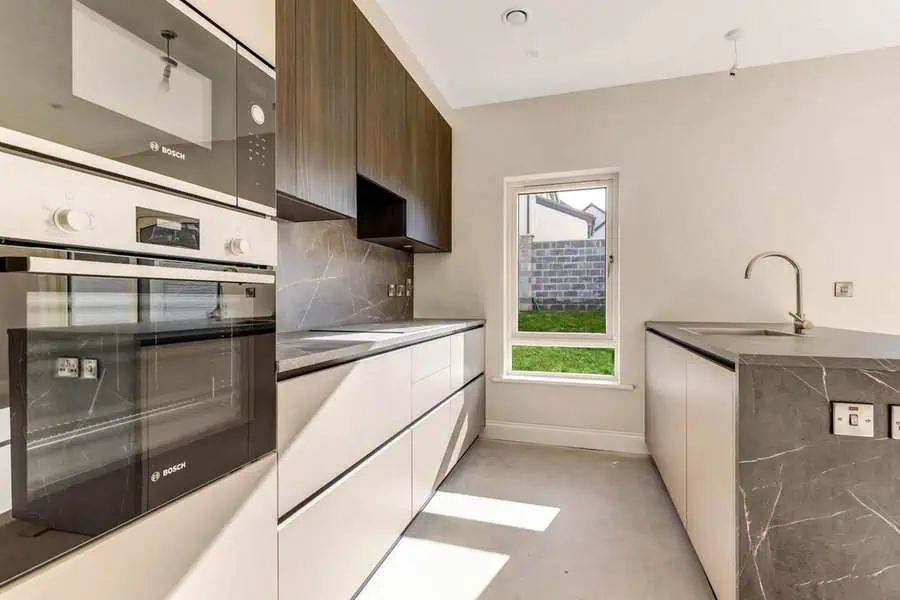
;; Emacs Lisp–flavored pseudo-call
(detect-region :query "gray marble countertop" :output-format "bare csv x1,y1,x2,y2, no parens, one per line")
646,321,900,367
277,319,485,379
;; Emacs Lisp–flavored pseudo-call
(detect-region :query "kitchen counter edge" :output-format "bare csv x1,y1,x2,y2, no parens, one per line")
646,321,900,371
277,320,485,380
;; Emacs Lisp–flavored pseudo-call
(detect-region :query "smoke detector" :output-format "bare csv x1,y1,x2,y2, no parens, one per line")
502,8,529,26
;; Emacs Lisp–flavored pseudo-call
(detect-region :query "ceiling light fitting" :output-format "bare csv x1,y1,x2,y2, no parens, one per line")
502,8,529,26
724,28,743,77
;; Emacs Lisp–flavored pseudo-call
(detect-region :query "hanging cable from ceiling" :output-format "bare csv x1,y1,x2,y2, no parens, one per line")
725,28,743,77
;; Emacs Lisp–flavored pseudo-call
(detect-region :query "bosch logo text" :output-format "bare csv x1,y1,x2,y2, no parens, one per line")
151,462,187,483
149,141,186,161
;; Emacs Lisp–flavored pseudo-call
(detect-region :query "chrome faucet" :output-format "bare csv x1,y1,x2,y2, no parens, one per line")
744,252,812,334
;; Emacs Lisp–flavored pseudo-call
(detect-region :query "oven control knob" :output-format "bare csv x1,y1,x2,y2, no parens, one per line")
250,104,266,126
228,238,251,256
53,208,92,233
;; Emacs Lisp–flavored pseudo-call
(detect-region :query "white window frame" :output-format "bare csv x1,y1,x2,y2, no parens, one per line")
503,169,620,382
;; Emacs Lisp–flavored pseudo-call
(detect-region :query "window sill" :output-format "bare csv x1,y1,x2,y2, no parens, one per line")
492,374,636,391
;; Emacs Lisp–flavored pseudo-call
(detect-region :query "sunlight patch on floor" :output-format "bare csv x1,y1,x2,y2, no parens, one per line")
422,491,560,532
357,537,509,600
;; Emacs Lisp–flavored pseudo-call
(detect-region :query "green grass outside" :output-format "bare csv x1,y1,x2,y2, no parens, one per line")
518,310,606,334
513,309,614,376
512,346,615,376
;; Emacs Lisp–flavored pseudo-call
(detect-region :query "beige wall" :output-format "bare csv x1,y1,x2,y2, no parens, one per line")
415,46,900,446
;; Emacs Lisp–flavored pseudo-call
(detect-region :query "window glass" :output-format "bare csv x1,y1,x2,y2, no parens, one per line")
517,188,608,335
511,346,615,376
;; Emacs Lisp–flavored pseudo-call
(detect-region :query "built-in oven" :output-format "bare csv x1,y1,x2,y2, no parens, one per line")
0,148,277,587
0,0,276,216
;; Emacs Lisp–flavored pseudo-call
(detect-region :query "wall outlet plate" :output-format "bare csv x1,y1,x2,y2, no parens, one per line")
891,406,900,440
81,358,100,380
833,402,874,437
834,282,854,298
55,357,80,379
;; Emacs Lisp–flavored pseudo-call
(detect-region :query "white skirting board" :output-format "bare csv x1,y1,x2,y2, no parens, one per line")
483,420,648,455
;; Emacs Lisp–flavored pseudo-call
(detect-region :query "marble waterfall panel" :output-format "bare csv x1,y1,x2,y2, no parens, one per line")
738,356,900,600
276,220,413,332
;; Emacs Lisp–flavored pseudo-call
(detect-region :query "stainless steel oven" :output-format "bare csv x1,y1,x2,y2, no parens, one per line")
0,149,276,586
0,0,276,216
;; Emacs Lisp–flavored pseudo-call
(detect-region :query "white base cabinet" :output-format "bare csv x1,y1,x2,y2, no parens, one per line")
645,332,688,523
412,401,454,513
645,331,737,600
685,351,737,600
276,349,412,517
278,432,413,600
276,327,486,600
448,375,486,474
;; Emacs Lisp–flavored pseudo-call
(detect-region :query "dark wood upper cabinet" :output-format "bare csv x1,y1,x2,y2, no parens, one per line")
435,112,452,251
276,0,357,221
356,13,409,198
406,76,437,247
356,68,453,252
277,1,452,248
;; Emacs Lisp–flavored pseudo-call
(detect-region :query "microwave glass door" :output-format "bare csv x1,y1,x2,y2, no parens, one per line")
0,0,237,202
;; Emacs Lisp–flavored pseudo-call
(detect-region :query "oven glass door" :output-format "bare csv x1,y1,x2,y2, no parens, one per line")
0,247,274,586
0,0,237,203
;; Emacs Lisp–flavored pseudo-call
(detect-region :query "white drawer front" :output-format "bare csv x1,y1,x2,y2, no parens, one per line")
411,337,451,383
412,401,453,513
450,333,464,391
411,367,452,421
279,432,412,600
448,376,486,474
277,349,412,516
463,328,486,384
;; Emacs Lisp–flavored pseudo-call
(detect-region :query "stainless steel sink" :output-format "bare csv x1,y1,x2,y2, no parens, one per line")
681,327,798,337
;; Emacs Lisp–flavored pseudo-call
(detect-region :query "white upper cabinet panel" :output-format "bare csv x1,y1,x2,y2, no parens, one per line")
189,0,275,64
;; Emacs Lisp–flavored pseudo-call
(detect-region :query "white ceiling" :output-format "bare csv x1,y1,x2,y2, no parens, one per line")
374,0,900,108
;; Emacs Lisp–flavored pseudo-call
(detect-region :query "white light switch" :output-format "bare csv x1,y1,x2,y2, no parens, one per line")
833,402,874,437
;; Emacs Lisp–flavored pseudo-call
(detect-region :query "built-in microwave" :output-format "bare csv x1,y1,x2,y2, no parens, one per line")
0,0,276,216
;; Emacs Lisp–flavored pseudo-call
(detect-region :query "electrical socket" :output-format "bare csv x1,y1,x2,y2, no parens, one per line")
891,406,900,440
55,357,80,379
834,282,854,298
81,358,100,380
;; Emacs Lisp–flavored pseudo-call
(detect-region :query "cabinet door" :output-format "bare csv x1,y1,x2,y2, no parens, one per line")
686,353,737,600
645,332,688,524
434,111,452,251
276,0,357,219
406,76,437,246
3,455,277,600
412,400,453,513
446,375,486,477
278,432,412,600
357,13,408,197
277,348,412,517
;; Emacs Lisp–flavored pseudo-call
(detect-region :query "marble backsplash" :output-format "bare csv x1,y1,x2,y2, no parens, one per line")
276,220,413,332
738,356,900,600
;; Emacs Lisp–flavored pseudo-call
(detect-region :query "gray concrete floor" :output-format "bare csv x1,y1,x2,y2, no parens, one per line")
358,439,716,600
